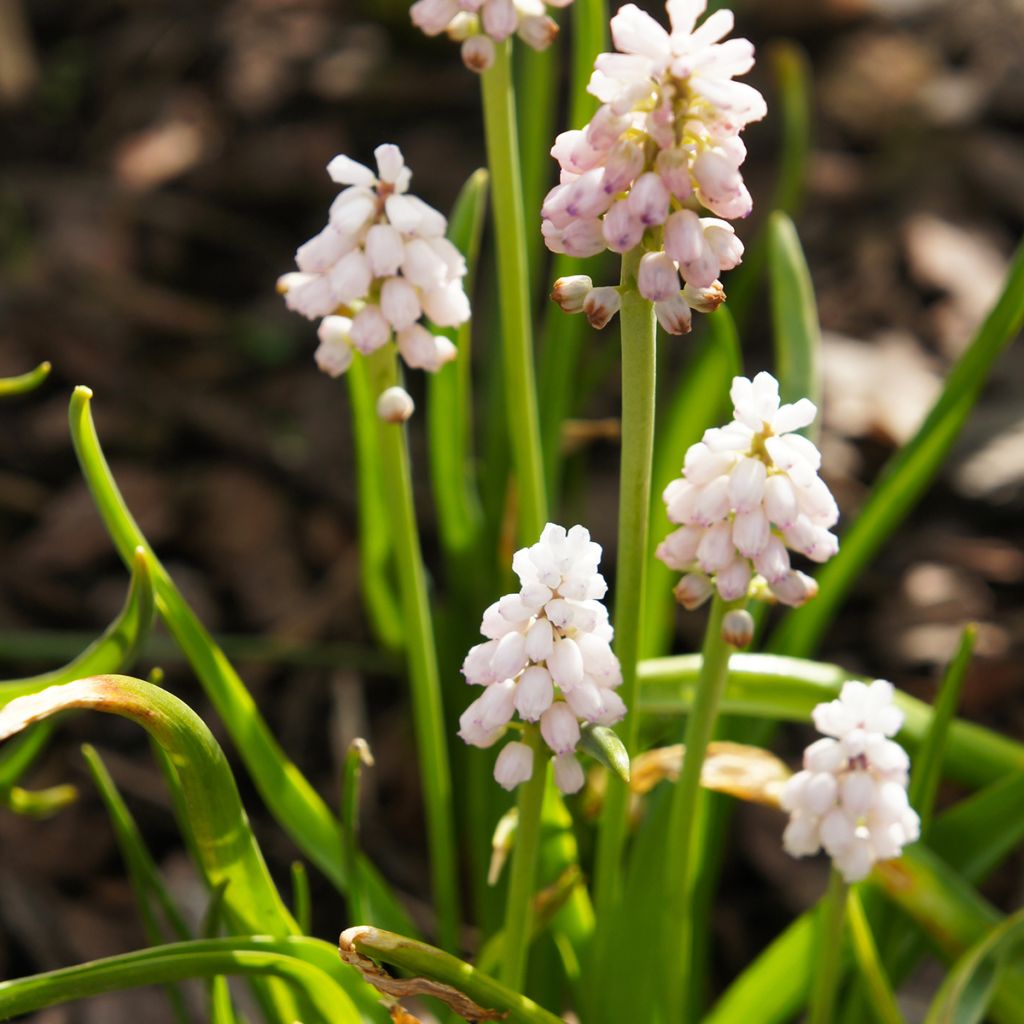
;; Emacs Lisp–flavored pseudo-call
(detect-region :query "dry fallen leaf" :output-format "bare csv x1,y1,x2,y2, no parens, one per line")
586,741,792,816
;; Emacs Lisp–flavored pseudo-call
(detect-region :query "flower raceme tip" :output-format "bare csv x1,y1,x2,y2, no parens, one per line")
781,680,921,883
458,523,625,793
657,371,838,607
544,1,766,333
411,0,573,74
278,144,469,380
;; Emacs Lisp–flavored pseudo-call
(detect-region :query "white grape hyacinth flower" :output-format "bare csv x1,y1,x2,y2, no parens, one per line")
545,1,765,333
458,523,624,793
780,680,921,883
656,370,838,607
278,144,468,378
411,0,573,74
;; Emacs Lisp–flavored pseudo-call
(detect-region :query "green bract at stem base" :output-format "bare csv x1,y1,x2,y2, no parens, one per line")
590,244,657,996
367,348,460,954
479,38,548,542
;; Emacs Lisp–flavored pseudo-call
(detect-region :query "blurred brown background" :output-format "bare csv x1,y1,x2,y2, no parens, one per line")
1,0,1023,1020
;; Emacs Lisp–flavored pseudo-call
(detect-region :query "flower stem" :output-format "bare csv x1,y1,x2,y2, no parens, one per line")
592,247,657,937
369,349,460,953
480,38,548,541
809,870,850,1024
663,592,743,1019
500,725,549,991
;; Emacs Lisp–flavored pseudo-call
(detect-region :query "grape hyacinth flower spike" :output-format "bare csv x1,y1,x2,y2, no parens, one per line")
459,523,625,793
656,371,839,607
545,1,766,333
278,144,469,379
411,0,573,73
781,680,921,883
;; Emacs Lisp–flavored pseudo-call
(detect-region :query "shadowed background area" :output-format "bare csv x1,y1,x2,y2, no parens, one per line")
1,0,1022,1020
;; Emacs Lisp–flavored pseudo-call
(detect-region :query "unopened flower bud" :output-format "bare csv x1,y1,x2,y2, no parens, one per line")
315,316,354,378
276,271,314,295
721,608,754,647
494,741,534,791
602,139,645,195
770,570,819,607
551,275,593,314
376,385,415,423
626,172,671,226
674,572,713,610
655,294,692,335
683,280,726,313
518,14,558,51
445,12,477,41
654,148,693,200
553,753,585,794
583,286,621,329
461,33,495,73
637,251,681,303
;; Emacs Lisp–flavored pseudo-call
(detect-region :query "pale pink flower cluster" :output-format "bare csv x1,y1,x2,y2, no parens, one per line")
459,524,625,794
411,0,572,73
657,372,838,607
544,1,765,334
278,145,469,378
781,681,921,883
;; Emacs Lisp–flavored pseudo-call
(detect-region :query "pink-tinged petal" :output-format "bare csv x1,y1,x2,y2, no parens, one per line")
553,754,585,794
494,741,534,790
696,519,735,571
666,0,706,37
715,558,751,601
732,507,770,558
772,398,817,436
540,703,580,755
655,295,693,335
326,154,375,187
610,4,672,61
328,250,372,305
685,7,734,49
295,226,354,274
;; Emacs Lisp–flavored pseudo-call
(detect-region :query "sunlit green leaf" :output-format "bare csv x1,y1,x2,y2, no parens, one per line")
771,236,1024,658
0,360,51,397
68,387,413,935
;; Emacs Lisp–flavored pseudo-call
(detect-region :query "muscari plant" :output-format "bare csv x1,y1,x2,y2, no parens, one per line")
2,1,1024,1022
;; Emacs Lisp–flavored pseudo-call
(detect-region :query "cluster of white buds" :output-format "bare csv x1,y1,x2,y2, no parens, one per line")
544,1,765,334
278,145,469,379
459,523,625,794
781,680,921,883
656,372,838,608
411,0,571,73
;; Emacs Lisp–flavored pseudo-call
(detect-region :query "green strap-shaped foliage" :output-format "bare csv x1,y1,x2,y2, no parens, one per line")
637,653,1024,787
0,675,296,936
768,211,821,434
771,234,1024,658
428,168,488,563
81,743,192,1024
0,939,364,1023
1,547,155,707
67,387,412,934
925,907,1024,1024
348,356,405,651
0,360,51,397
706,770,1024,1024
